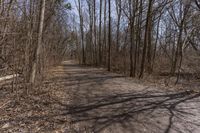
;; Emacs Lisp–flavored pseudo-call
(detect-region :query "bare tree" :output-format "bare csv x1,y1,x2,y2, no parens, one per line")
139,0,154,78
108,0,111,71
98,0,103,65
77,0,86,64
103,0,107,65
115,0,122,52
30,0,46,83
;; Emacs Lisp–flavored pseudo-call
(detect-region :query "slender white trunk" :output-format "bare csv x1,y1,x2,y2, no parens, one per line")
30,0,46,83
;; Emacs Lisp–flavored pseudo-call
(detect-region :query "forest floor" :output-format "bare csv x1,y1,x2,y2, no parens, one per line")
1,60,200,133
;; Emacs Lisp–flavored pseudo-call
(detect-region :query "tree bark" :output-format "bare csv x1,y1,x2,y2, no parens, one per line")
115,0,122,52
30,0,46,83
129,0,136,77
139,0,153,78
108,0,111,71
78,0,86,64
103,0,107,65
98,0,102,65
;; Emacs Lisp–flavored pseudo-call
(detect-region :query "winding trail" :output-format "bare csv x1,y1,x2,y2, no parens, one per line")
50,60,200,133
1,60,200,133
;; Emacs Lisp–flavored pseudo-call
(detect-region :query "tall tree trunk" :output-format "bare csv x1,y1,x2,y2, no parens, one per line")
25,0,34,82
171,27,183,75
129,0,136,77
139,0,153,78
152,13,162,70
30,0,46,83
87,0,93,64
171,1,190,76
115,0,121,53
146,14,153,74
78,0,86,64
134,0,139,77
98,0,102,65
93,0,97,65
103,0,107,65
136,0,143,75
108,0,111,71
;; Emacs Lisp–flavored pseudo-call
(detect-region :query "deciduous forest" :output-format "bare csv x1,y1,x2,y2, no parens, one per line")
1,0,200,132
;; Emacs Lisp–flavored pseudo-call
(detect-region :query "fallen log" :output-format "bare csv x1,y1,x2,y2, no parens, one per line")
0,74,19,82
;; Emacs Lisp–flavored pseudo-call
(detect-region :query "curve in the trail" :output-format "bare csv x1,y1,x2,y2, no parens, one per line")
59,60,200,133
1,60,199,133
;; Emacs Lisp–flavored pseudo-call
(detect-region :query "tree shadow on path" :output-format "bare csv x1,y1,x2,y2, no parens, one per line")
65,89,200,133
1,61,200,133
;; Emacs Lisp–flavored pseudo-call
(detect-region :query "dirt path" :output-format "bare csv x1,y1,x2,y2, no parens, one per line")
1,60,200,133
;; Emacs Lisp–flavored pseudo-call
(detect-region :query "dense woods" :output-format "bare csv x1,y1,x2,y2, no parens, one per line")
71,0,200,83
1,0,200,84
1,0,200,132
0,0,71,84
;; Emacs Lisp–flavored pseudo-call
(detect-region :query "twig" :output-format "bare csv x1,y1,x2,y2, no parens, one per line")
0,100,11,109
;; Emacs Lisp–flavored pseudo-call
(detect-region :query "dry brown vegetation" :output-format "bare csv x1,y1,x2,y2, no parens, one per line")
74,0,200,84
1,0,200,133
1,61,200,133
